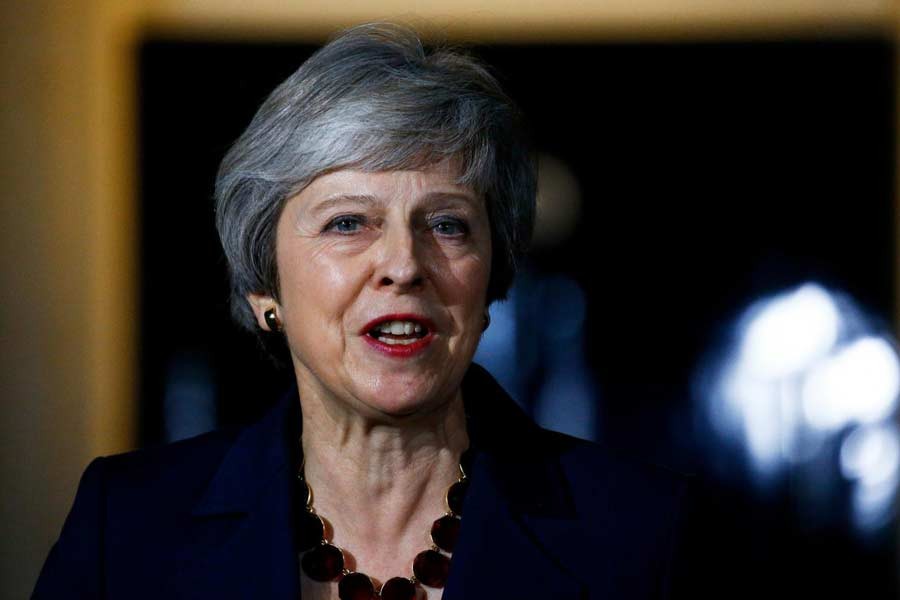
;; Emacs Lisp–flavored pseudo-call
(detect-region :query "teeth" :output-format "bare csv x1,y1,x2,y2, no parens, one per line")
382,337,418,346
375,320,426,335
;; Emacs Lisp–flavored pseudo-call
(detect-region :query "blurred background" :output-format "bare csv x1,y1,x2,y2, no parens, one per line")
2,1,900,598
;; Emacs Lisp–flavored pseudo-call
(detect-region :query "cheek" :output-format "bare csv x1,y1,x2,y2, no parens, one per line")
278,244,367,320
464,234,492,302
428,223,492,309
438,254,491,319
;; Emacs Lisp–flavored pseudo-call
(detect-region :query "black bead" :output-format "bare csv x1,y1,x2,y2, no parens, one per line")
301,543,344,581
412,549,450,588
430,514,461,552
380,577,418,600
295,510,325,552
446,480,469,515
295,477,310,507
338,572,376,600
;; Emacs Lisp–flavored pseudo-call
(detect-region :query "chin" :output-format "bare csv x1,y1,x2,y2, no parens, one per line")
355,378,450,419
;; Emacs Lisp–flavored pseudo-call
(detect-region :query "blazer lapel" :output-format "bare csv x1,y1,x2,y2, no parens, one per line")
443,365,588,599
175,392,301,600
442,450,586,600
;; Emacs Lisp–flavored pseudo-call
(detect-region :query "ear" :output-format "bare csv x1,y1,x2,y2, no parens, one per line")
246,292,280,332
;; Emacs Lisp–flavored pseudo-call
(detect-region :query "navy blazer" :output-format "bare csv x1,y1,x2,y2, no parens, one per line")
34,364,693,599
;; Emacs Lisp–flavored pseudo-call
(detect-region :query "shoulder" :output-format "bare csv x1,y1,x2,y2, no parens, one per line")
465,418,696,598
542,429,709,598
531,428,692,546
463,362,690,518
74,427,244,544
548,427,690,524
64,425,241,511
98,427,239,504
33,428,241,598
546,430,695,591
542,427,690,502
65,427,242,544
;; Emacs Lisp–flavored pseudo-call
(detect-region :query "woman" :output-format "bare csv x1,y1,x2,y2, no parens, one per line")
34,23,692,600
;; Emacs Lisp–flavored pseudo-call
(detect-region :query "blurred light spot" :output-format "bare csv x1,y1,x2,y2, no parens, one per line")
542,276,586,342
535,367,598,441
841,423,900,487
533,153,582,248
738,283,839,379
474,298,520,403
163,351,217,442
533,277,597,441
698,281,900,535
730,374,782,475
476,275,599,441
840,423,900,530
802,337,900,431
713,283,840,476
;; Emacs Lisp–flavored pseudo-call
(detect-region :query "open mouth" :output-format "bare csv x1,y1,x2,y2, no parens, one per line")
366,319,431,346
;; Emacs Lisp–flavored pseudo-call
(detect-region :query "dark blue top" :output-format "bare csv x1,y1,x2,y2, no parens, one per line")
33,364,695,599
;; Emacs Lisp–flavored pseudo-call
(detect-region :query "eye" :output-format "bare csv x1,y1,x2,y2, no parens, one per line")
431,217,469,237
325,215,365,234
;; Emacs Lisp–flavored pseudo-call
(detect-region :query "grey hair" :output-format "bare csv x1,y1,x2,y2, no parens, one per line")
215,22,536,339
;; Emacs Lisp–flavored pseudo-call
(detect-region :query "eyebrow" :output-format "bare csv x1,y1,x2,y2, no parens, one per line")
308,194,379,217
421,191,480,207
307,190,479,217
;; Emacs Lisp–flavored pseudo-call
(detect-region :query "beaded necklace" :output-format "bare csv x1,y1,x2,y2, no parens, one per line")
295,454,469,600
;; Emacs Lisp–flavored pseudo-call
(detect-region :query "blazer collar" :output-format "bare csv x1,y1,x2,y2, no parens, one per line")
191,389,299,517
460,363,576,518
444,364,585,599
177,389,301,599
183,363,585,599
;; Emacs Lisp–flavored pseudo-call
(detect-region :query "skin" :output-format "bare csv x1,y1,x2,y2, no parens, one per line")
247,161,491,598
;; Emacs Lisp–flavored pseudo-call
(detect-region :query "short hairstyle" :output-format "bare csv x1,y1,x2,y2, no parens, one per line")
215,22,536,340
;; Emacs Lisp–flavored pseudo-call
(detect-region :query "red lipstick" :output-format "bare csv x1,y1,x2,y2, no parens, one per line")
361,313,436,358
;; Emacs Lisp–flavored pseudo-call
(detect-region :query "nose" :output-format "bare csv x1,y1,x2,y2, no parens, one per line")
373,225,426,292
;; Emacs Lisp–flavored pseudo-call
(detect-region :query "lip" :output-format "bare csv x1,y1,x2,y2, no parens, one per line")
360,313,436,359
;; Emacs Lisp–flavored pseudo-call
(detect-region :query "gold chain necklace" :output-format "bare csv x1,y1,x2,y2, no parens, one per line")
295,453,469,600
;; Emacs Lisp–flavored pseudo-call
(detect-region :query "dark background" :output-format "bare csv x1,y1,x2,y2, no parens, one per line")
139,38,896,597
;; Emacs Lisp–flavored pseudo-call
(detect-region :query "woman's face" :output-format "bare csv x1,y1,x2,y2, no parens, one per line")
249,162,492,419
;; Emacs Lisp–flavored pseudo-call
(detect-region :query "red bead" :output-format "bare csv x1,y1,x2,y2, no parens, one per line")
295,510,325,552
338,572,376,600
380,577,418,600
446,480,468,515
412,549,450,588
301,543,344,581
430,515,461,552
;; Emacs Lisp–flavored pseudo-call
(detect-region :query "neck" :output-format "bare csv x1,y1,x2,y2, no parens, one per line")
296,376,469,584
